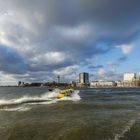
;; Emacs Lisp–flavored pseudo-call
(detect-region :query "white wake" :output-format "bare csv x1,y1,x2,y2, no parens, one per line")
0,89,80,112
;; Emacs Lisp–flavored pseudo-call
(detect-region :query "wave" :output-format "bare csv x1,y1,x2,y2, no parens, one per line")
113,113,140,140
0,89,80,111
113,119,136,140
0,106,31,112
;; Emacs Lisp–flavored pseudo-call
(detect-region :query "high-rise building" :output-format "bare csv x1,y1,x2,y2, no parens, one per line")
123,73,136,81
79,72,89,84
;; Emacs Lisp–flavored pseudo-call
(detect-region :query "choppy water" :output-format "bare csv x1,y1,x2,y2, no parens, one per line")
0,87,140,140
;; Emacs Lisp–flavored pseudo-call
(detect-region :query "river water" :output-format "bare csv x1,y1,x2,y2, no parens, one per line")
0,87,140,140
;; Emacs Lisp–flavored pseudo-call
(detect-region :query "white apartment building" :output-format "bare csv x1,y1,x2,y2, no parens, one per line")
123,73,136,81
90,81,116,87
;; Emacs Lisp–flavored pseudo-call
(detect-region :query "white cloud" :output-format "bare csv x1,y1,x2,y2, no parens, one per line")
98,68,106,78
116,44,134,55
107,61,118,71
0,73,17,86
45,52,66,64
53,65,79,76
54,24,93,41
31,52,67,65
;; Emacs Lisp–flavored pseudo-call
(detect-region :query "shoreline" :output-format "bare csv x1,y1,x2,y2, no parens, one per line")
0,86,140,89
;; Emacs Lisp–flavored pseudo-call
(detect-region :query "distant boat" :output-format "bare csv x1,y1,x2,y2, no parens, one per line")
48,88,54,91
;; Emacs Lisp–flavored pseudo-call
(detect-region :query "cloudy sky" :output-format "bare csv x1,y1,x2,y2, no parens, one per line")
0,0,140,85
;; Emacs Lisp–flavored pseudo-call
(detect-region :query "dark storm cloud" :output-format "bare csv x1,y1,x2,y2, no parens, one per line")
13,71,54,83
3,0,140,38
45,0,140,38
88,65,103,70
28,59,73,72
0,45,28,74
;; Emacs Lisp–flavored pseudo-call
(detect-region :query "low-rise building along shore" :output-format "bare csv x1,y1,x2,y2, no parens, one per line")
90,81,117,88
90,79,140,88
116,79,140,87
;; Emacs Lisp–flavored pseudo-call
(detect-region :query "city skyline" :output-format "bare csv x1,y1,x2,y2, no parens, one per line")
0,0,140,85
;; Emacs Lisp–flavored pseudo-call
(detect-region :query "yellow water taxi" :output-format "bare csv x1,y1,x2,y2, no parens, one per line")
57,88,74,99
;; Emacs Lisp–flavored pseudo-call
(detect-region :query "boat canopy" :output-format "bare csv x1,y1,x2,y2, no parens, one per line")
60,88,74,93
